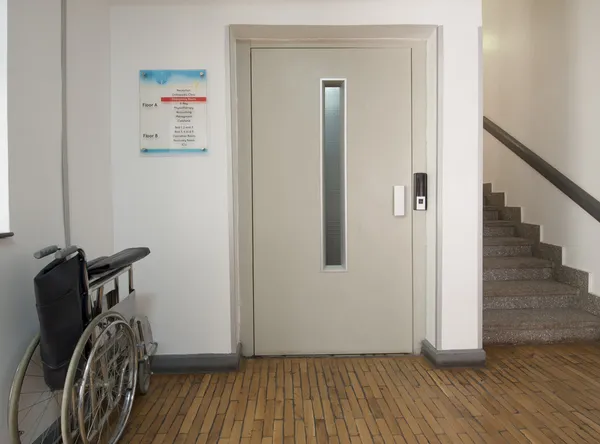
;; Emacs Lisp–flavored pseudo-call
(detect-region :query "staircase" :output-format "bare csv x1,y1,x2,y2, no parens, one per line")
483,184,600,344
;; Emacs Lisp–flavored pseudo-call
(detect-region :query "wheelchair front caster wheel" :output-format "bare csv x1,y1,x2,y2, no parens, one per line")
137,359,152,395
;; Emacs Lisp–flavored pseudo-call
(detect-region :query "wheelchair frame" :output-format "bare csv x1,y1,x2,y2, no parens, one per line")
8,245,158,444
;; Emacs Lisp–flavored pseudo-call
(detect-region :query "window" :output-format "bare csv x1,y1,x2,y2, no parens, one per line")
321,79,347,269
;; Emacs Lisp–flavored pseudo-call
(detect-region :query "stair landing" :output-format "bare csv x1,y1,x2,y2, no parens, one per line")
484,308,600,344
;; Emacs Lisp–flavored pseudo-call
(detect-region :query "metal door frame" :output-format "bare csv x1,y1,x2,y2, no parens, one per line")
229,25,440,356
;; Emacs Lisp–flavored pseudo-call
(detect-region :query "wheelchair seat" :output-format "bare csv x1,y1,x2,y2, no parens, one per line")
87,247,151,277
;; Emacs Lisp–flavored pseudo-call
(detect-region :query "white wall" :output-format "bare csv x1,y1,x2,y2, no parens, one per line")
0,0,64,440
67,0,113,259
104,0,482,353
484,0,600,293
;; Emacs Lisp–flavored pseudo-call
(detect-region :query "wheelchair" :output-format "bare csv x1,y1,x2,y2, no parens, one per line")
8,245,158,443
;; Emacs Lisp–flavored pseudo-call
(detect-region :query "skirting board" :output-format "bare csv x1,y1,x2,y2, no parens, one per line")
152,343,242,374
422,339,486,368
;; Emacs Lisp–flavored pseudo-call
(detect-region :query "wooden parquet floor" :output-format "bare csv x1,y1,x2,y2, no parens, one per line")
122,344,600,443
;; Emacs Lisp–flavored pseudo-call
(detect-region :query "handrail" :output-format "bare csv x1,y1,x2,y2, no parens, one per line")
0,232,14,239
484,116,600,223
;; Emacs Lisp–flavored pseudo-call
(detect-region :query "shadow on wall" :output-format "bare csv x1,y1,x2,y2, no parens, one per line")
529,0,570,236
525,0,600,251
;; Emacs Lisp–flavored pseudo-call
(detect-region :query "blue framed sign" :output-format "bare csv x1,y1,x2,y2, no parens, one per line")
139,69,208,154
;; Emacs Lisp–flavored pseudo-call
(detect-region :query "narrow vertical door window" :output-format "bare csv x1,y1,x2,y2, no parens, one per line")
322,80,346,269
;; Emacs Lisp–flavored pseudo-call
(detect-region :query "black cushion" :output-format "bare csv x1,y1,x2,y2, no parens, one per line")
86,256,108,270
34,255,86,390
87,247,151,276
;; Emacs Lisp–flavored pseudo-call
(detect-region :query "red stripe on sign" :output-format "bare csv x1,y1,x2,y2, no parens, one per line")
161,97,207,102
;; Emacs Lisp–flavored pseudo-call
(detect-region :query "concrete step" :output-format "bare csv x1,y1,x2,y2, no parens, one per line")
484,280,579,309
483,205,502,221
484,210,499,221
483,257,553,281
484,192,505,208
483,308,600,345
484,220,516,237
483,237,533,257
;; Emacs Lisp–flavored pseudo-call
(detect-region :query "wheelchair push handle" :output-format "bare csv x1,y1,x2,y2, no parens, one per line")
34,245,59,259
55,245,79,260
34,245,81,260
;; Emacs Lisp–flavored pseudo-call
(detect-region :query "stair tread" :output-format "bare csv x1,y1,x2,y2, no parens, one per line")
484,220,516,226
484,206,500,211
484,280,579,297
483,257,552,269
484,308,600,329
484,237,533,246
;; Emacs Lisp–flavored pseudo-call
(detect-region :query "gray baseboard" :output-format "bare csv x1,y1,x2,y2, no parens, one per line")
151,343,242,374
422,339,486,368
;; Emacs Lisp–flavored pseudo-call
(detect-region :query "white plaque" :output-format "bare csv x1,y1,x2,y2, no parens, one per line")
139,69,207,154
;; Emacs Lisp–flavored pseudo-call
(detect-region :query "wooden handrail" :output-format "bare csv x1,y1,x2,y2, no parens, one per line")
484,116,600,223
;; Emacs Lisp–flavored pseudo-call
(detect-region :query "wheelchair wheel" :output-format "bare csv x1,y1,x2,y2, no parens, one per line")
8,334,61,444
61,312,137,444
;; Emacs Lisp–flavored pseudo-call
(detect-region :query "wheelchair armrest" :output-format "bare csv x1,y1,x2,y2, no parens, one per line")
87,247,151,277
87,256,108,270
